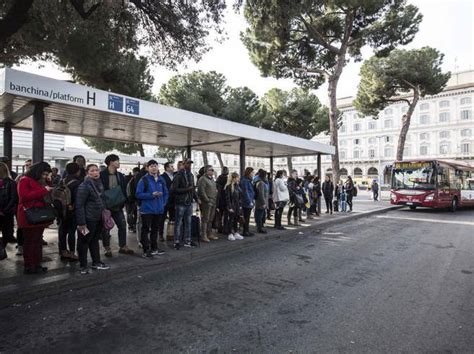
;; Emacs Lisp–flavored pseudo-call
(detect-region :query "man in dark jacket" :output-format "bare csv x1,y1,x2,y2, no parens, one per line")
100,154,134,256
171,159,198,250
287,170,299,225
125,167,141,233
215,167,229,233
371,180,379,201
158,162,176,241
322,175,334,214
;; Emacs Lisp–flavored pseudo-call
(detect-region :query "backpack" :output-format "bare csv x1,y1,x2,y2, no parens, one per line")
253,180,260,200
135,176,149,206
52,179,75,219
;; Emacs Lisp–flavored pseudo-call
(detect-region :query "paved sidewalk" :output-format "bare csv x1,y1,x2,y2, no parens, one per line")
0,195,397,307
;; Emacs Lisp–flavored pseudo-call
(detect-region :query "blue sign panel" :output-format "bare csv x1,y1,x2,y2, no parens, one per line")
125,98,140,115
108,94,123,112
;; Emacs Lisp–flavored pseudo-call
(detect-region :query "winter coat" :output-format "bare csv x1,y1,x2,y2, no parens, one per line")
345,181,354,197
224,184,241,213
161,172,175,206
372,182,379,192
75,177,105,226
255,180,269,210
135,174,169,215
239,176,255,209
99,169,127,209
172,169,197,206
63,175,82,219
197,175,218,206
16,176,51,229
273,178,289,203
287,177,297,199
0,178,18,215
313,180,322,197
322,181,334,197
216,173,228,209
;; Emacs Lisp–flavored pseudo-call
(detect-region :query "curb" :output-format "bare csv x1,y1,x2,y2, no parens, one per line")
0,205,401,309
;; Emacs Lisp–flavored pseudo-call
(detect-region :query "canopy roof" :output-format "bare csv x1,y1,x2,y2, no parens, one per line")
0,68,334,158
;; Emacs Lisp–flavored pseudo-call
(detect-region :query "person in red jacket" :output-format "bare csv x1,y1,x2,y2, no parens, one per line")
17,162,54,274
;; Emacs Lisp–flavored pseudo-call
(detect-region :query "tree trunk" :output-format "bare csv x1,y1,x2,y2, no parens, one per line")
328,76,341,183
215,152,225,172
202,151,209,166
287,156,293,172
138,143,145,157
396,91,419,161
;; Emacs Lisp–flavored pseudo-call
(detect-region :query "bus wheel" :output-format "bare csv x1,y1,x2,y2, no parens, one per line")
451,198,458,212
409,205,417,210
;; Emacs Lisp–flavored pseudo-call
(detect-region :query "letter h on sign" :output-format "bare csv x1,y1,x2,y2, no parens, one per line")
87,91,96,106
108,94,123,112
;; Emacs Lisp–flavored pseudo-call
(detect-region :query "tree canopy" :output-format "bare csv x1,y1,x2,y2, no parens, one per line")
354,47,450,160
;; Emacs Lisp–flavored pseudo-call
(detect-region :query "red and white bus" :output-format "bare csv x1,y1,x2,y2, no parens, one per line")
390,159,474,211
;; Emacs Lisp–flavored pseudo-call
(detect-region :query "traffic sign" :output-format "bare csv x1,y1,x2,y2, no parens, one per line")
108,94,123,112
126,98,140,115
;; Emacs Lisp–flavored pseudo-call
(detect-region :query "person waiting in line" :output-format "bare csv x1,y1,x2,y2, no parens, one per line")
215,166,229,234
0,157,18,180
312,176,322,217
50,167,61,187
240,167,255,237
125,167,141,233
0,162,18,248
75,164,110,275
345,176,355,212
62,155,86,180
287,170,299,226
322,175,335,214
14,159,32,255
57,162,82,261
295,178,307,223
158,162,176,241
135,160,168,258
371,179,380,201
16,162,54,274
272,170,289,230
224,172,244,241
334,180,343,212
100,154,134,257
197,165,218,243
266,171,274,221
172,158,198,250
254,170,269,234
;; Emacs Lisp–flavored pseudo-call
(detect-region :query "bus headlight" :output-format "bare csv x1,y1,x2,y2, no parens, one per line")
425,193,434,201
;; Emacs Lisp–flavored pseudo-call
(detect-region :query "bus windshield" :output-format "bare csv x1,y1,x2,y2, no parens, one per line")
392,162,436,190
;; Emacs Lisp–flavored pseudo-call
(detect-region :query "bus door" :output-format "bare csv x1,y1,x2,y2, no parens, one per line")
436,165,451,207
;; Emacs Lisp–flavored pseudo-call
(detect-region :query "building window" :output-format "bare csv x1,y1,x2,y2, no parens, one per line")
439,112,450,122
439,131,450,139
368,121,376,130
420,103,429,110
353,149,360,159
384,108,393,115
420,133,429,140
353,123,361,131
460,97,472,105
440,143,450,155
461,143,471,155
385,136,392,143
439,100,450,108
420,145,429,156
461,129,472,137
369,149,376,158
384,147,393,158
368,137,376,144
354,138,360,145
384,119,393,129
420,115,430,124
460,110,472,120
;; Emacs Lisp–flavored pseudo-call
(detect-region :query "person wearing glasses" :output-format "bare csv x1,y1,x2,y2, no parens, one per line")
197,165,218,243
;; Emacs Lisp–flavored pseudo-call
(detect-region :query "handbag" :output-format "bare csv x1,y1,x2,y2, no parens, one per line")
24,205,56,225
295,194,305,207
103,187,126,209
90,181,115,231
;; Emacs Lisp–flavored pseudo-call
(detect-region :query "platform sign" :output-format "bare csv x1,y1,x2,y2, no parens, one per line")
108,94,123,112
125,98,140,115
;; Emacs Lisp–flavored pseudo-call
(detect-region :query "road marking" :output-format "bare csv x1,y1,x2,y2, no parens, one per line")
376,215,474,226
323,232,345,235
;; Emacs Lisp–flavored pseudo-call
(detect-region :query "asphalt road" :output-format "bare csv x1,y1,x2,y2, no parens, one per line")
1,207,473,353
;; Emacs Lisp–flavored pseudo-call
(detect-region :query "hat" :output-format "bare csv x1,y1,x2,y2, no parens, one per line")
147,159,159,167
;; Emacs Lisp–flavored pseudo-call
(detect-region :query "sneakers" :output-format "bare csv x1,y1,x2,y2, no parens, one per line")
91,262,110,270
80,267,90,275
151,248,165,255
228,234,236,241
233,233,244,240
174,243,180,250
119,246,135,255
142,251,153,258
184,241,197,248
104,247,113,258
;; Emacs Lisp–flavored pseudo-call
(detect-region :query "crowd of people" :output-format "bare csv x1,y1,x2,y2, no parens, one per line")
0,154,359,275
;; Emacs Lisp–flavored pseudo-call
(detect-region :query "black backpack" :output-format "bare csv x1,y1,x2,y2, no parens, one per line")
135,175,149,206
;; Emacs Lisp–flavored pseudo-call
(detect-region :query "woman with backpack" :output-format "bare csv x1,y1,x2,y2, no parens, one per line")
17,162,55,274
75,164,110,275
224,172,244,241
273,170,289,230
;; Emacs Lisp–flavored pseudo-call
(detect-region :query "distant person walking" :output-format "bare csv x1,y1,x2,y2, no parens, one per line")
345,176,355,212
372,180,379,201
322,175,334,214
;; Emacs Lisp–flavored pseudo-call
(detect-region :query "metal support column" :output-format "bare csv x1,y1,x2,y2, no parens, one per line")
32,103,45,164
269,156,274,179
317,153,322,214
186,146,192,160
239,138,246,177
3,123,13,165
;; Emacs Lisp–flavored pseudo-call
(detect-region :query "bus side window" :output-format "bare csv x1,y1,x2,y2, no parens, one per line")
438,167,449,188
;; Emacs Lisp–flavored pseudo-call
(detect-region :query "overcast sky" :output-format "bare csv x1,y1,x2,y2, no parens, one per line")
14,0,474,148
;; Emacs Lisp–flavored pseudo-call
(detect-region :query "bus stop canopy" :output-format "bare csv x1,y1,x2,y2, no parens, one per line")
0,68,334,162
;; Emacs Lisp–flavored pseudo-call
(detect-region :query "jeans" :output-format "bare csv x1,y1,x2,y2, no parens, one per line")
373,191,379,201
77,220,102,268
23,227,45,269
102,209,128,248
0,213,15,244
58,215,77,252
174,204,192,244
347,194,353,211
224,210,239,234
324,194,333,213
274,201,287,227
255,208,266,230
126,202,137,230
242,207,252,234
141,214,163,252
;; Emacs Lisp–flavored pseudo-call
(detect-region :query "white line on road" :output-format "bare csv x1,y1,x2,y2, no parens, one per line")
376,215,474,226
